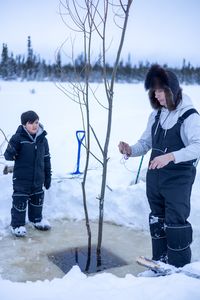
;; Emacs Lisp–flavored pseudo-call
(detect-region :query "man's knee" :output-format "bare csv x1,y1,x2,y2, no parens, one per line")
166,222,192,251
166,222,192,267
149,214,166,239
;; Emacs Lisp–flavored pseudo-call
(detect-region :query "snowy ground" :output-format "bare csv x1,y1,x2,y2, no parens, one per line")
0,81,200,299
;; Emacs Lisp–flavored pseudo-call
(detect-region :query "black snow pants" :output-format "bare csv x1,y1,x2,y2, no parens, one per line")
146,109,197,267
11,187,44,228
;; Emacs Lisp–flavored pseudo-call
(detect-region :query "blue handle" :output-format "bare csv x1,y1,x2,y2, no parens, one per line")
71,130,85,175
76,130,85,144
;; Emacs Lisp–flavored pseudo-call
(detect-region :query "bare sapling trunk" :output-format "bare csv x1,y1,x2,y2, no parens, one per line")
96,0,133,254
58,0,96,251
58,0,133,261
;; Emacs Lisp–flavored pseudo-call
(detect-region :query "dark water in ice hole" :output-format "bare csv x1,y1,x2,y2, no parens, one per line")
48,245,128,274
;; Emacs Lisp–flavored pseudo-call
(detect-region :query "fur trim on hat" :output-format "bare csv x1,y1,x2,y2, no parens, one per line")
145,64,170,91
145,64,182,110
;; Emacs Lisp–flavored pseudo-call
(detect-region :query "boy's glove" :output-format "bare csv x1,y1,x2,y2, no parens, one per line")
44,177,51,190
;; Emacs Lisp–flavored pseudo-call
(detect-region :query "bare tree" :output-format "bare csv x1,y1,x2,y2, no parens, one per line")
57,0,133,257
96,0,133,254
0,128,13,174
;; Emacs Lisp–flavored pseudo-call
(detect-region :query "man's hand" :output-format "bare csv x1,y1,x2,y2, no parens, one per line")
149,153,175,169
118,141,131,157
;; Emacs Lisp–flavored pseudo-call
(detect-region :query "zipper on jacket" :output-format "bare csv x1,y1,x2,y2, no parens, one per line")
33,143,37,188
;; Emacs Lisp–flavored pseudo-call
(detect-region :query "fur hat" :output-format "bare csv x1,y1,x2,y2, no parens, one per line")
21,110,39,125
144,64,182,111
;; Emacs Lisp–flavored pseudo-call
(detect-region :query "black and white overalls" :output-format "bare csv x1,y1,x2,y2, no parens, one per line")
146,108,197,267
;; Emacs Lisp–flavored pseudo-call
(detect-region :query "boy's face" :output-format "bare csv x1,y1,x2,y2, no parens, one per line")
25,119,39,134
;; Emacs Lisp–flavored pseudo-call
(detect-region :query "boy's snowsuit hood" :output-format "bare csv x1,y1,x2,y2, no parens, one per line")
16,123,45,141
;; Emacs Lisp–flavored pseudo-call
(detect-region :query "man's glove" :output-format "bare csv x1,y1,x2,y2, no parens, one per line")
44,177,51,190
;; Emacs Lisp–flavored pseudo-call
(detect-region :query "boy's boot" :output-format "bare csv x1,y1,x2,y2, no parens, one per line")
28,191,51,231
11,194,27,237
33,219,51,231
11,226,27,237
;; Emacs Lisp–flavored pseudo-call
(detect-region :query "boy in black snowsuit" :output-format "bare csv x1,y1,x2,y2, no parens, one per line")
4,111,51,237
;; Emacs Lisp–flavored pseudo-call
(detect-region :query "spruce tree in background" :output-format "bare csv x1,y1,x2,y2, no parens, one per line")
0,43,9,79
26,36,34,80
9,52,17,79
55,51,62,79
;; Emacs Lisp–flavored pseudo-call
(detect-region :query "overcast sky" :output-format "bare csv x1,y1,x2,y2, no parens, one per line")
0,0,199,67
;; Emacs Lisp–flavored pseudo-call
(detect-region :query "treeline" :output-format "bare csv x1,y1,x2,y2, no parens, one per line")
1,36,200,84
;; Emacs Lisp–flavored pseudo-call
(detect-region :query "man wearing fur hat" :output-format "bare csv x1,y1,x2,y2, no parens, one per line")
119,64,200,268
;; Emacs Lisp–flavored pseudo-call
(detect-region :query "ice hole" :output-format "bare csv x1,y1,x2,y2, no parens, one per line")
48,245,128,274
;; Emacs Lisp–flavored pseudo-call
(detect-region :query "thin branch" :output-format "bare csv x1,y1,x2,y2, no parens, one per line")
90,125,104,155
0,128,10,145
111,0,133,85
54,82,86,105
81,142,103,165
102,0,111,100
59,0,84,32
88,85,109,110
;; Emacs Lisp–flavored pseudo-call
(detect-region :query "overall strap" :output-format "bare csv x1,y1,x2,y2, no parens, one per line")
152,109,162,140
155,109,162,121
178,108,198,124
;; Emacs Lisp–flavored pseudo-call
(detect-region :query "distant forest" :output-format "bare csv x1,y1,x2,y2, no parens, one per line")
1,36,200,84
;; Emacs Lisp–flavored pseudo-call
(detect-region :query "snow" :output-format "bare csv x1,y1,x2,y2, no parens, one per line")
0,81,200,299
1,265,200,300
